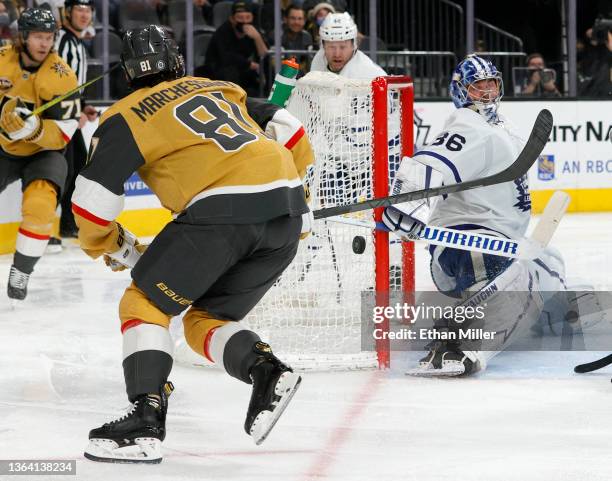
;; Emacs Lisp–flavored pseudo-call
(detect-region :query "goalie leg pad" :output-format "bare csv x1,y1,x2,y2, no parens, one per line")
409,261,544,377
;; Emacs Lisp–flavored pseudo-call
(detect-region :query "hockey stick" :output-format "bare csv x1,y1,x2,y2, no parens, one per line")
327,190,570,260
313,109,553,220
29,63,121,117
0,63,121,137
574,354,612,373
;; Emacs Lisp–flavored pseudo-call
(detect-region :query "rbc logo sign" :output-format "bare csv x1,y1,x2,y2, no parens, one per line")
538,155,555,181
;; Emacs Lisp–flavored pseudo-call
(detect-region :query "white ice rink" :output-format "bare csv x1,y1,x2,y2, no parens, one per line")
1,212,612,481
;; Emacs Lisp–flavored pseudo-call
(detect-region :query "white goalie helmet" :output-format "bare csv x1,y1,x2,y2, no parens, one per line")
319,12,358,47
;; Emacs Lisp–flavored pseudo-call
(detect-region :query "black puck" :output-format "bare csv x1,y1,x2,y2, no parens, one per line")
352,235,366,254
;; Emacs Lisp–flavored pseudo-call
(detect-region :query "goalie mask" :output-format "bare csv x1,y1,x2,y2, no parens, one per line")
450,54,504,123
121,25,185,88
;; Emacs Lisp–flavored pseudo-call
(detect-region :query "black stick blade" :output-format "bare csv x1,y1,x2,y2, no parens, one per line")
574,354,612,373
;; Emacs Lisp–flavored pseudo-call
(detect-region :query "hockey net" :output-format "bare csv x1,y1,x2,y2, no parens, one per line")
242,72,414,370
173,72,414,371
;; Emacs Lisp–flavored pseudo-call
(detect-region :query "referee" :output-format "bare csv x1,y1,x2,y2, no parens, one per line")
53,0,98,240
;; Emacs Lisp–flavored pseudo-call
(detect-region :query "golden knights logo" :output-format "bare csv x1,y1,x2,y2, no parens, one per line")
51,62,70,78
538,154,555,181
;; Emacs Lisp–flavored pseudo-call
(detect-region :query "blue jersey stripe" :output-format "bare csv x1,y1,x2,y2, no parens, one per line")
414,150,462,183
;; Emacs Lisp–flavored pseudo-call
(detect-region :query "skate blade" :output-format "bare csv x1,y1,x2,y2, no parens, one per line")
406,363,465,378
84,437,162,464
45,245,63,255
250,372,301,445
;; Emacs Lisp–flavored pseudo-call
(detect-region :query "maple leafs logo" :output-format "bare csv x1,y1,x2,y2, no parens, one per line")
51,62,70,78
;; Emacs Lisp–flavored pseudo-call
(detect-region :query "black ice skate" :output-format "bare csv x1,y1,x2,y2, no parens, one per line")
7,265,30,301
406,341,484,377
245,342,301,445
84,382,174,464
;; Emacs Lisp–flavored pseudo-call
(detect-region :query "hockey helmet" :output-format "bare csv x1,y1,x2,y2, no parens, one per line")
319,12,358,48
121,25,185,87
18,8,57,38
64,0,95,8
449,54,504,123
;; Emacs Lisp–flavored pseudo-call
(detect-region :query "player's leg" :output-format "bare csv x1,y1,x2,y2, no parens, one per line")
409,245,541,377
182,215,303,444
84,284,174,464
7,151,67,300
60,129,87,238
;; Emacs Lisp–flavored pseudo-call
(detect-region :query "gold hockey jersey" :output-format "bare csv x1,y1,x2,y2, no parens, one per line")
72,76,314,258
0,45,79,157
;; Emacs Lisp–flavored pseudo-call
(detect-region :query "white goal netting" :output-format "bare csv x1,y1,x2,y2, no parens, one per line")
174,72,413,371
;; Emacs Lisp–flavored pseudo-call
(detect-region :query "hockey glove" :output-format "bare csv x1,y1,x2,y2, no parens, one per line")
382,207,425,240
0,98,43,142
103,224,147,272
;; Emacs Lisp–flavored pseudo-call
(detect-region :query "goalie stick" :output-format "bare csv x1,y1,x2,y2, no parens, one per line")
574,354,612,374
328,190,569,260
313,109,553,220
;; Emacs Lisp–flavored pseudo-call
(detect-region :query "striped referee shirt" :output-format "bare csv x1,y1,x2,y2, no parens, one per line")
55,28,88,86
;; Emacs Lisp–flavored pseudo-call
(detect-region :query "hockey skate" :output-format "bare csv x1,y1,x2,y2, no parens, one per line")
45,237,63,254
84,382,173,464
7,265,30,301
245,342,301,445
406,341,485,378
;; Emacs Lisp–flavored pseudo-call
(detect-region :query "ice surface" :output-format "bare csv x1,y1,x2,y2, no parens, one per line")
1,213,611,480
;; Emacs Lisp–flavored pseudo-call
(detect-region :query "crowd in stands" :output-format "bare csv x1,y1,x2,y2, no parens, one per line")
0,0,609,98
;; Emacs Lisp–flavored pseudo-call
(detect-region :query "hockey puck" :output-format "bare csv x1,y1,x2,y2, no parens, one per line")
352,235,366,254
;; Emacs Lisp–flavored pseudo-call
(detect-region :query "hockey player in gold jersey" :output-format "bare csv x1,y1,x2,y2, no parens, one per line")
72,25,314,463
0,8,80,301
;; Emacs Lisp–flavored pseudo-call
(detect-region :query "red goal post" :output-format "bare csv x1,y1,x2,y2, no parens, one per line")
371,76,415,368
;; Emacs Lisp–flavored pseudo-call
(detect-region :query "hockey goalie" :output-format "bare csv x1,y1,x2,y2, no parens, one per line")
382,54,585,377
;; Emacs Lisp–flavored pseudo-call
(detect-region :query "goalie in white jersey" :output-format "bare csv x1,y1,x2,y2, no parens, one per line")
382,54,569,377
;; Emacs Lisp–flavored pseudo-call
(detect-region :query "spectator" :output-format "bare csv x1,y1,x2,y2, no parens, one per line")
93,0,120,31
579,19,612,97
268,4,312,62
521,53,561,97
202,1,267,96
310,12,385,79
0,1,14,46
260,0,293,35
303,0,345,14
306,1,334,46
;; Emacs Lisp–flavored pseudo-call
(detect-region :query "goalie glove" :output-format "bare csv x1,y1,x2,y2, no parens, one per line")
382,157,443,241
103,224,147,272
0,98,43,142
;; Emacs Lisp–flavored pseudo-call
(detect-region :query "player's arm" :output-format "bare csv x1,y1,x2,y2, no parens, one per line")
245,98,314,180
71,112,146,267
246,98,315,238
382,115,488,239
31,89,81,150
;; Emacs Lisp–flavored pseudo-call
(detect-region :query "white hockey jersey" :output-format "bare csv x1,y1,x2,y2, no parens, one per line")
310,49,387,79
414,108,530,240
